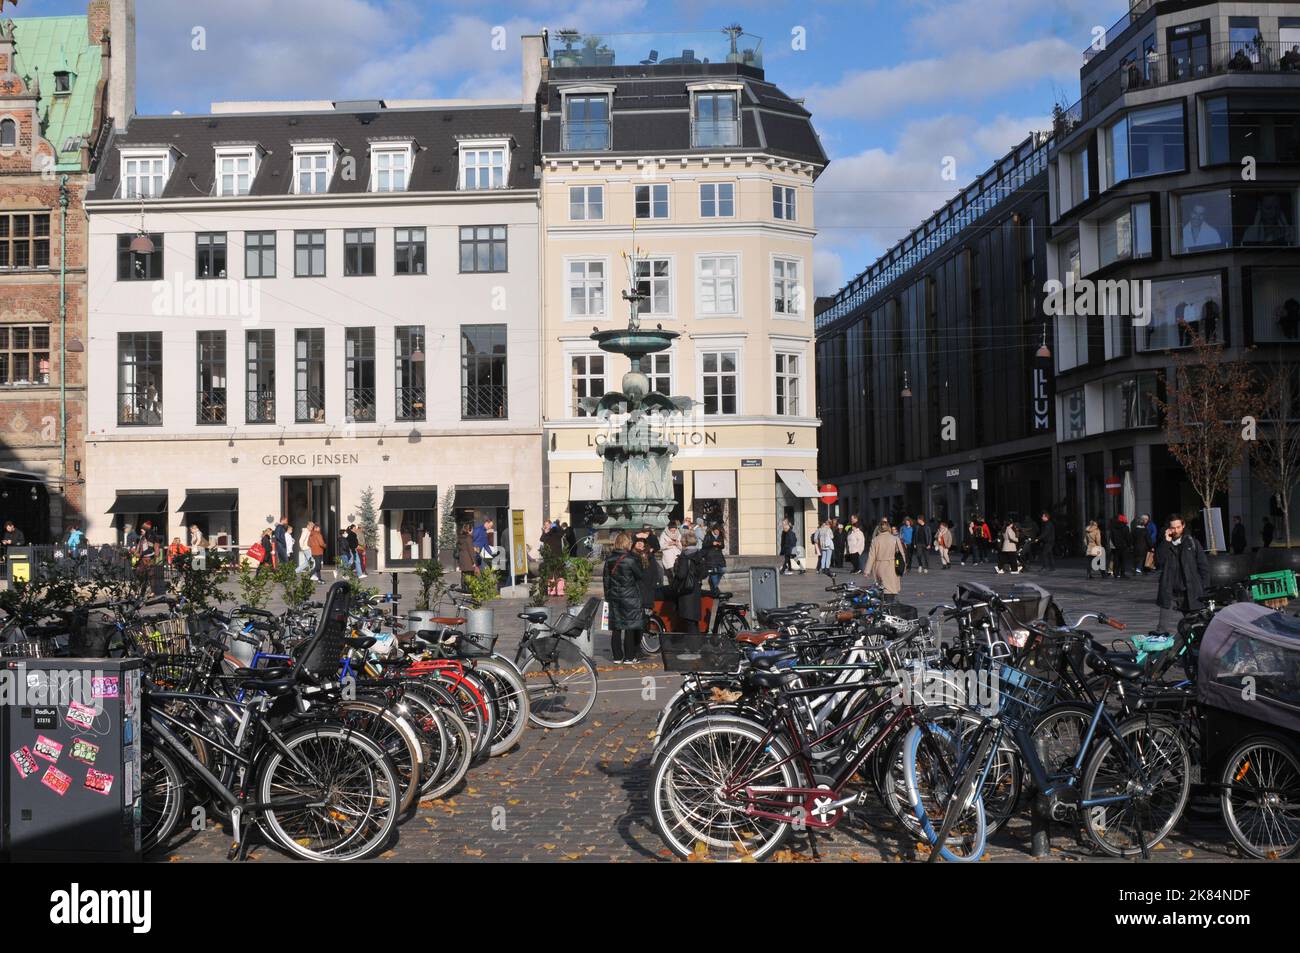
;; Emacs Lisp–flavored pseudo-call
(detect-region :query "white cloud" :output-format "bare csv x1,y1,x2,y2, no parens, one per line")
813,247,846,298
904,0,1114,51
804,37,1078,122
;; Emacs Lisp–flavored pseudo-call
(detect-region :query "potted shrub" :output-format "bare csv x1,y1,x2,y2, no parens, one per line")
463,566,499,635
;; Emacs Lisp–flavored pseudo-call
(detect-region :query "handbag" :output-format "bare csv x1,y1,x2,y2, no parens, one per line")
1144,550,1156,570
1086,543,1102,558
247,542,266,562
894,552,905,575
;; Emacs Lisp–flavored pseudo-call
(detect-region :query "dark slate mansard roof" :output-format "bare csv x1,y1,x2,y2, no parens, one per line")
89,103,540,200
540,64,827,168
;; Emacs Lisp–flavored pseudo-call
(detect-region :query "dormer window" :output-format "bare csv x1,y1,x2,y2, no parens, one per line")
215,147,259,197
691,88,741,148
53,71,73,94
561,91,611,151
292,143,338,194
458,139,510,190
119,149,174,199
369,143,412,193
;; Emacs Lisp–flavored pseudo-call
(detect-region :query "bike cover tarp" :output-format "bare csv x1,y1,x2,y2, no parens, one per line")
1198,602,1300,733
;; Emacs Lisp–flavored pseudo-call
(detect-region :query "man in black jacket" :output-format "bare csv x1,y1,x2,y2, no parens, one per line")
1108,514,1133,579
1230,516,1248,555
1155,514,1210,633
1036,512,1056,573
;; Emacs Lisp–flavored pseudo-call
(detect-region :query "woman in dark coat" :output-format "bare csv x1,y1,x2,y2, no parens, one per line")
456,522,478,584
603,532,646,664
702,524,727,595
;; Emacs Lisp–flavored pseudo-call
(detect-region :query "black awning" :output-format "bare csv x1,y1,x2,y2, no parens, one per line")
107,492,167,515
454,485,508,509
379,488,437,511
178,490,239,513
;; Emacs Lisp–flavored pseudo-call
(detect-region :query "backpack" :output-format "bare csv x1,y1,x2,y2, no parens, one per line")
670,551,702,597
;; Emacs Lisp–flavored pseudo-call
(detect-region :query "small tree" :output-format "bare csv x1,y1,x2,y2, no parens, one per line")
235,559,274,610
464,565,500,608
1251,363,1300,548
336,559,379,602
563,555,595,608
1155,332,1255,553
413,559,448,611
168,550,232,612
528,546,568,607
438,487,458,558
273,561,317,612
356,487,380,561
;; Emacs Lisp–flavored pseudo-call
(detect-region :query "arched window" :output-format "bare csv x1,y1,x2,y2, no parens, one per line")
0,118,17,148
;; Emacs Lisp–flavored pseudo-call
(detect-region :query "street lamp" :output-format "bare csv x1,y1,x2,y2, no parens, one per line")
1036,324,1052,359
901,370,913,399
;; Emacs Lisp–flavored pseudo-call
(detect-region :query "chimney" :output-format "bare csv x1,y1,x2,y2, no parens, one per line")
87,0,110,46
521,34,545,103
107,0,135,131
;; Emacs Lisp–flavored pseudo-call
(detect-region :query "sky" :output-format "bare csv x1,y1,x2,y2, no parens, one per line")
13,0,1132,297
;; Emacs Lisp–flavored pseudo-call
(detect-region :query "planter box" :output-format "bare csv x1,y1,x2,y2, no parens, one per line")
1253,547,1300,573
1206,553,1253,587
466,607,495,636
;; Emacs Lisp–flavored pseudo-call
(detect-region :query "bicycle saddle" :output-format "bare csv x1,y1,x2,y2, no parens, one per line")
343,635,377,651
747,652,798,688
1087,650,1146,682
229,667,296,695
735,630,780,646
519,610,549,624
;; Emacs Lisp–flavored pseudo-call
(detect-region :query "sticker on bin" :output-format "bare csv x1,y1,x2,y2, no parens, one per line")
92,676,120,699
10,746,38,779
84,769,114,796
42,766,72,796
65,700,97,731
71,738,100,765
33,735,63,762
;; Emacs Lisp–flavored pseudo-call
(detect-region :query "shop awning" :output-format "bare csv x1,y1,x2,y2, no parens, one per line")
569,472,603,502
177,490,239,513
379,487,437,511
776,470,820,499
693,470,736,499
107,491,168,515
455,485,508,509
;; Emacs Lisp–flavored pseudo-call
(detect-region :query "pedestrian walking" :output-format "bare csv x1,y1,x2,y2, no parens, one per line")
456,522,477,583
1230,516,1248,555
702,524,727,595
779,518,798,574
1155,514,1210,634
814,519,835,576
996,519,1021,574
66,524,85,554
935,520,952,569
1109,513,1133,579
307,522,326,581
1036,512,1056,572
1132,515,1151,575
273,517,289,567
900,518,915,571
913,516,932,574
297,523,312,573
255,528,275,575
846,521,865,572
1085,519,1105,579
603,532,646,664
831,518,846,569
865,518,907,600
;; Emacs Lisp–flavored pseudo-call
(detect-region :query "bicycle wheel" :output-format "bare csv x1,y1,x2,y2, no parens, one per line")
902,722,987,862
424,708,473,801
396,685,450,788
474,658,530,757
1220,736,1300,860
256,722,400,862
641,614,664,656
651,716,801,862
336,699,423,815
1081,716,1190,857
1031,703,1096,777
421,669,495,763
520,636,598,728
140,739,186,854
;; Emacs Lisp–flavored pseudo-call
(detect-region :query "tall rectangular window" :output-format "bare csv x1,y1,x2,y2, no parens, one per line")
216,152,254,196
117,332,163,426
371,149,409,192
459,225,507,273
563,95,611,150
294,230,326,277
196,330,226,424
634,258,671,316
567,260,606,317
569,185,604,220
295,328,325,422
122,155,167,198
571,354,606,416
344,328,376,422
692,91,740,147
245,329,275,424
773,257,802,316
343,228,375,276
0,212,51,269
116,233,163,280
648,352,672,395
195,232,227,279
698,255,739,315
395,326,426,421
701,350,738,415
699,182,734,218
0,326,50,385
772,185,797,220
459,146,507,190
461,324,507,419
244,231,275,278
394,227,426,275
635,184,669,219
775,352,800,416
294,151,331,194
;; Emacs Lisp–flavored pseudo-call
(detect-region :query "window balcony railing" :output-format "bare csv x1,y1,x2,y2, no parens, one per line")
691,119,742,149
1081,0,1156,63
561,120,611,151
246,390,276,424
295,388,326,423
397,386,426,421
1055,38,1300,141
197,393,227,425
345,387,376,423
462,384,508,420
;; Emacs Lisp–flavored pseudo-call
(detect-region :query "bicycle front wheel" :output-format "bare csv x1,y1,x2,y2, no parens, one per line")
140,739,186,854
1081,716,1190,857
902,722,988,862
641,615,664,656
521,636,598,728
256,722,400,862
1220,736,1300,860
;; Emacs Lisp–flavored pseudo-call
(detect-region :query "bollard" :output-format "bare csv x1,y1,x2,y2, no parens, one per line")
1030,732,1052,857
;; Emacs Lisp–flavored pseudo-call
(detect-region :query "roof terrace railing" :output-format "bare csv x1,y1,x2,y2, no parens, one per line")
548,30,763,70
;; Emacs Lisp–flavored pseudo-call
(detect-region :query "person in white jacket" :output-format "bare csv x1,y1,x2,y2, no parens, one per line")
659,521,683,571
846,523,865,572
297,524,312,573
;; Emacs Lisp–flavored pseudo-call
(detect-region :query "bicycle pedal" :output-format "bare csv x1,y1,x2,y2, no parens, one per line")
226,841,240,861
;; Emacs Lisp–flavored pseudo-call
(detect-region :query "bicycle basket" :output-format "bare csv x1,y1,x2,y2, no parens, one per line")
992,662,1057,730
0,636,60,659
659,631,742,673
143,649,215,693
442,630,498,658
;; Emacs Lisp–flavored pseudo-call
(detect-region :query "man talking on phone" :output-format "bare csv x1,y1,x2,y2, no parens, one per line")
1154,514,1209,633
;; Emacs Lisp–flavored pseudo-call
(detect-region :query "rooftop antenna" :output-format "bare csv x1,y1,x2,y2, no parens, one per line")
723,23,743,56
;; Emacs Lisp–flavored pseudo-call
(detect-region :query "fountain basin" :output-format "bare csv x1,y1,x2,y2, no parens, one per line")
590,328,678,357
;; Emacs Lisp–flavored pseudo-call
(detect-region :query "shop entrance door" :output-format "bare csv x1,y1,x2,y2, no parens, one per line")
282,477,339,563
